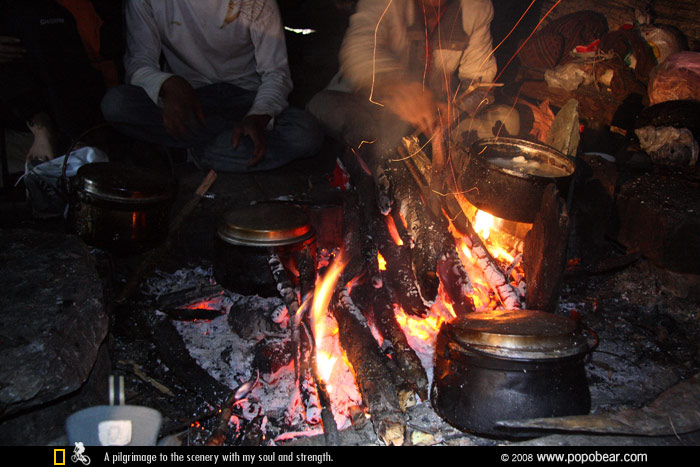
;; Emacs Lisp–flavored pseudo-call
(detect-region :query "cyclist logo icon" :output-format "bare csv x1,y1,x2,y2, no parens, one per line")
71,442,91,465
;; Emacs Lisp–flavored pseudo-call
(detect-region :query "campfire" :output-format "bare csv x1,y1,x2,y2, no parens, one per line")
134,125,579,447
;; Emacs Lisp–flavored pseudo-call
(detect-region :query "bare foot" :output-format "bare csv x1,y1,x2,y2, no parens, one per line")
26,112,59,163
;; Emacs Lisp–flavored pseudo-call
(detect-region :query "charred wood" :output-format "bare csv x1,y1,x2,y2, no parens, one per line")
331,286,406,446
444,191,524,310
144,308,231,406
161,307,224,321
154,284,225,310
436,249,476,317
339,148,429,316
524,184,571,314
370,281,430,402
302,321,340,445
349,278,422,411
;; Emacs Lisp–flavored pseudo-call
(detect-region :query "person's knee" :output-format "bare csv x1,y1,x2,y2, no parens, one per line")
100,85,148,123
100,86,128,122
281,109,324,156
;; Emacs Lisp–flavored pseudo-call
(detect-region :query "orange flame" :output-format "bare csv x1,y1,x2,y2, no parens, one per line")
310,254,346,385
377,252,387,271
383,214,403,246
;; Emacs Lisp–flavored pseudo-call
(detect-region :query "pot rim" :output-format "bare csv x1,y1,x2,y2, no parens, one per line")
468,137,576,181
74,162,175,204
444,309,591,360
217,203,315,247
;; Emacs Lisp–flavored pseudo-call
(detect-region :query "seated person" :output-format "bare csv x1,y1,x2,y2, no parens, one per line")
307,0,520,171
101,0,323,173
0,0,118,163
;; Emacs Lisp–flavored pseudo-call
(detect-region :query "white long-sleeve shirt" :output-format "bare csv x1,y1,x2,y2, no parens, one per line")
330,0,497,97
124,0,292,118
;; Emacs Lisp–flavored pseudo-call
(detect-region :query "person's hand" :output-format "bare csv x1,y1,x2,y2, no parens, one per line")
0,36,25,64
159,75,205,140
232,114,272,168
378,81,447,136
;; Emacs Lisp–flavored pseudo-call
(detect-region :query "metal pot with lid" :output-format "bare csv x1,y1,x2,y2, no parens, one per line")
67,162,176,253
432,309,593,437
214,203,316,297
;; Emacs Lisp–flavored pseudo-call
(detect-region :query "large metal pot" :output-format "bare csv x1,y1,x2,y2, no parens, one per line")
432,309,593,438
460,138,576,223
67,162,176,253
214,203,316,297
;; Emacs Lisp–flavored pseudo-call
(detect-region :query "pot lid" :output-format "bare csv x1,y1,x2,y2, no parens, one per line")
217,203,314,247
445,309,590,359
75,162,175,203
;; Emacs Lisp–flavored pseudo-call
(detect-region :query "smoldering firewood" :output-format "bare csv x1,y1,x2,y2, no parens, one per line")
206,374,259,446
349,278,422,411
444,196,524,310
371,281,430,401
268,252,301,375
340,146,429,317
269,249,321,427
370,211,430,317
436,249,476,317
331,286,406,446
238,415,266,446
161,307,224,321
387,152,478,314
301,320,340,445
384,161,441,303
252,338,294,383
154,284,225,310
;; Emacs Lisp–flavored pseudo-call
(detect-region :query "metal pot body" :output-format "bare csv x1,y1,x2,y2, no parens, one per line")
214,234,316,297
67,162,175,253
68,193,172,253
460,138,576,223
431,309,591,437
213,204,316,297
432,334,590,438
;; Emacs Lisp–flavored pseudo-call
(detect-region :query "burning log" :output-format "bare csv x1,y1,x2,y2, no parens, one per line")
369,281,430,402
154,284,225,310
302,320,340,446
206,373,258,446
331,286,406,446
442,174,525,310
436,249,476,317
161,307,224,321
339,148,430,317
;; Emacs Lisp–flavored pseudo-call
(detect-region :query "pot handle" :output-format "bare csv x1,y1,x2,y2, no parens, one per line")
59,123,110,198
582,325,600,359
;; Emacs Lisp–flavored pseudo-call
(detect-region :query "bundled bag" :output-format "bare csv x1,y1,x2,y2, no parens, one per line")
20,146,109,218
648,51,700,105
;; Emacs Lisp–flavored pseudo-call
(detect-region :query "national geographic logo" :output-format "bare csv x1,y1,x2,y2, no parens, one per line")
54,449,66,465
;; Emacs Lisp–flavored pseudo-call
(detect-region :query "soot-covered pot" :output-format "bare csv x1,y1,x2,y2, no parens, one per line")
67,162,176,253
214,203,316,297
460,138,576,223
432,309,592,437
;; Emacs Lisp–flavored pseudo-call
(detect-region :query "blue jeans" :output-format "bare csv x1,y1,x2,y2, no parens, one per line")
101,83,323,172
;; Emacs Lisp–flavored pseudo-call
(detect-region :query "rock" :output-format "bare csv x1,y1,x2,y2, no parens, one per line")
0,229,108,418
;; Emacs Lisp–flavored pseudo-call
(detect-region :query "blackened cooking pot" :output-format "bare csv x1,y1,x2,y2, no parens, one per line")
460,138,576,223
214,203,316,297
67,162,176,253
432,309,592,438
